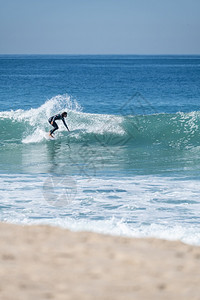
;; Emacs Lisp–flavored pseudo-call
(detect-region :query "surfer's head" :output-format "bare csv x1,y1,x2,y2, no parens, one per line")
62,112,67,118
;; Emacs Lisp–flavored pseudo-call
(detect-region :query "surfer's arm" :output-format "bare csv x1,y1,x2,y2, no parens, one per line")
62,119,70,131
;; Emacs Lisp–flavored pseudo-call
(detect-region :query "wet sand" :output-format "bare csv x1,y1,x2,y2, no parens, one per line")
0,222,200,300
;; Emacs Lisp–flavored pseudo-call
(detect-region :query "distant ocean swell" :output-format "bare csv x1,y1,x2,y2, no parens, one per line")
0,94,200,149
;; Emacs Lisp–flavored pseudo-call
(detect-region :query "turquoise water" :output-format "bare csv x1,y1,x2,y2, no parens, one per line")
0,55,200,244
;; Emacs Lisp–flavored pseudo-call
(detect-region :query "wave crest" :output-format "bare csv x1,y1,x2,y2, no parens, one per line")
0,94,200,148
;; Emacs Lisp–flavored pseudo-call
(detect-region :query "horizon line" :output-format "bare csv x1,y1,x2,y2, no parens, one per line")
0,53,200,56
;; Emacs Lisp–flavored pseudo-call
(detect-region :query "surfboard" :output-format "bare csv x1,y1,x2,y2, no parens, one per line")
45,133,55,140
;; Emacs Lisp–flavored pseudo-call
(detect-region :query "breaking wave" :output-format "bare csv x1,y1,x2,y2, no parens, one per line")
0,94,200,149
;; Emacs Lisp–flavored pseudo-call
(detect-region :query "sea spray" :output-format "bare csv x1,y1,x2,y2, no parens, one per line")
1,95,200,149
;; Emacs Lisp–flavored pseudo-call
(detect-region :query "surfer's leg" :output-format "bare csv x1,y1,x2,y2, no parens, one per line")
50,121,59,135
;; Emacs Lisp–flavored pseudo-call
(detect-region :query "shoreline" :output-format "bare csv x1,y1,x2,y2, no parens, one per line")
0,222,200,300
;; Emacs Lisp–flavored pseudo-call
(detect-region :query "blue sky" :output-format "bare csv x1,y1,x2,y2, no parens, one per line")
0,0,200,54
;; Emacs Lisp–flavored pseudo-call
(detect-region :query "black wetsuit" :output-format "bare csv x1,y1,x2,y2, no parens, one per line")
48,114,69,135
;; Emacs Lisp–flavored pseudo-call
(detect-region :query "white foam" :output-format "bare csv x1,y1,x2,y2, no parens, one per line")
5,215,200,246
1,174,200,245
19,95,125,143
22,128,49,143
0,94,81,128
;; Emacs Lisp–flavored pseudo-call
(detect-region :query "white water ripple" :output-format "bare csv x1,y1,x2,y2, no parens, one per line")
1,174,200,246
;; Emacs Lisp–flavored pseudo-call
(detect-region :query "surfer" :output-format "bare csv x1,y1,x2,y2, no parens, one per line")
48,112,70,138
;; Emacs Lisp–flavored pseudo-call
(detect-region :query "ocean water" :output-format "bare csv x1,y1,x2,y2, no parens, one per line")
1,55,200,245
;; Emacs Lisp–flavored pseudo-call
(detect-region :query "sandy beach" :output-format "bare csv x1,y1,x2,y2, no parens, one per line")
0,223,199,300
